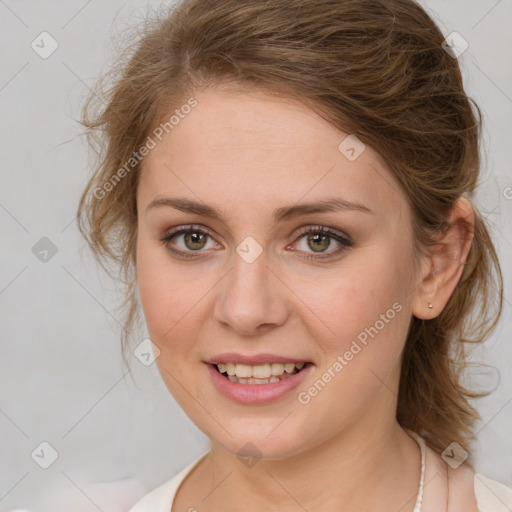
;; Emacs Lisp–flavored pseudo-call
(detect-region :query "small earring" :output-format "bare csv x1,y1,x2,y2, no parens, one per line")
428,303,433,310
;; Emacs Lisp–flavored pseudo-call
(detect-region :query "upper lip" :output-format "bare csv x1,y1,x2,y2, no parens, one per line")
206,353,311,365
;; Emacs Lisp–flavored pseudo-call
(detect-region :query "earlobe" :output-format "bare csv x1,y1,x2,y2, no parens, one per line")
411,197,475,320
411,263,438,320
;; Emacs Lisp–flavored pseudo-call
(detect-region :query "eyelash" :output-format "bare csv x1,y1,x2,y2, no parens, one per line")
159,224,352,261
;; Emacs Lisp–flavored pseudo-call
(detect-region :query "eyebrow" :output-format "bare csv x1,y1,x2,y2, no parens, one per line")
146,197,374,224
145,196,373,223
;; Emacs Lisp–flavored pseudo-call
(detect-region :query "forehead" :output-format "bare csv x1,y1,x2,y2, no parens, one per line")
138,88,408,220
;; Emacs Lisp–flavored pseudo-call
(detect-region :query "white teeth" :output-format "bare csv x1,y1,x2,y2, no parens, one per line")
223,372,297,385
235,364,253,378
284,363,295,373
248,378,271,384
271,363,285,376
252,364,271,379
216,361,307,384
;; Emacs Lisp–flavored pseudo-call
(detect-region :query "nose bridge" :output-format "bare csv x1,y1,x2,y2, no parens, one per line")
214,248,289,335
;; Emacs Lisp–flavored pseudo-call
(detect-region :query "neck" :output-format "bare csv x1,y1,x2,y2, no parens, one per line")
201,420,421,512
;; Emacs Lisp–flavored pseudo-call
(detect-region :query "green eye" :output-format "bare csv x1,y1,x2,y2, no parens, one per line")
306,232,331,252
161,225,218,259
293,226,352,260
182,231,208,251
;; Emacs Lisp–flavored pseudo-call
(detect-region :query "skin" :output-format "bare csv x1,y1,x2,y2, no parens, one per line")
135,86,476,511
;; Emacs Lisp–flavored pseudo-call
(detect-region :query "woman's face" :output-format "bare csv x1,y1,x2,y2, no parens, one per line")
136,87,423,459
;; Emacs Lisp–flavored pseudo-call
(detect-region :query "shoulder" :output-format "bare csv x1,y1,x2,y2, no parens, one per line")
127,453,209,512
422,440,511,512
126,476,177,512
473,472,512,512
446,463,512,512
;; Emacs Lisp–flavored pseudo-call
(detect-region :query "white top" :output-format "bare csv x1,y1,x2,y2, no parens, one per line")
128,450,512,512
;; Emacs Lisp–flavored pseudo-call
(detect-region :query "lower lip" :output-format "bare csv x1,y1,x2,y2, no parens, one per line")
206,363,313,404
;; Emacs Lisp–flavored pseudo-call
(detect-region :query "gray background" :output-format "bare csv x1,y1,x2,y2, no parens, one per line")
0,0,510,510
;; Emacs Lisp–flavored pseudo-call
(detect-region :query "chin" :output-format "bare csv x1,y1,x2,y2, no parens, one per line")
204,414,314,462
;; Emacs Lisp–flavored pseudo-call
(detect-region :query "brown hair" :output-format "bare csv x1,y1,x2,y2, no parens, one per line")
77,0,503,459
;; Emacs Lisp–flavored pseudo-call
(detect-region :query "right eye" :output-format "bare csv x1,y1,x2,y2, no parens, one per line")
160,225,221,259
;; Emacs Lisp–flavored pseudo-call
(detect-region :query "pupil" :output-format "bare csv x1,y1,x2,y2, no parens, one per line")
185,231,206,250
308,233,330,252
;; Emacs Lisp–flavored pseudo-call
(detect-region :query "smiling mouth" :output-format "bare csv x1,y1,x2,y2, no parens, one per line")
213,362,311,385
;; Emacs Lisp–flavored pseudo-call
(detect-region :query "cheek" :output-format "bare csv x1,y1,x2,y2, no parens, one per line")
302,255,407,351
136,244,202,404
136,236,188,340
135,234,217,364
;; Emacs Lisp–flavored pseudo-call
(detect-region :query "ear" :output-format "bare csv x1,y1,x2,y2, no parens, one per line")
412,197,475,320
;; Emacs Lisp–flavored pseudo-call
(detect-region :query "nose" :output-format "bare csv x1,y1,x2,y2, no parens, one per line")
213,250,291,337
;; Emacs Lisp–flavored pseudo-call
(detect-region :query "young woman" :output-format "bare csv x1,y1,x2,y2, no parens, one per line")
77,0,512,510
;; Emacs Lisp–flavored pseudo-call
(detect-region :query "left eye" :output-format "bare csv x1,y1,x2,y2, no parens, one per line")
291,226,352,259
